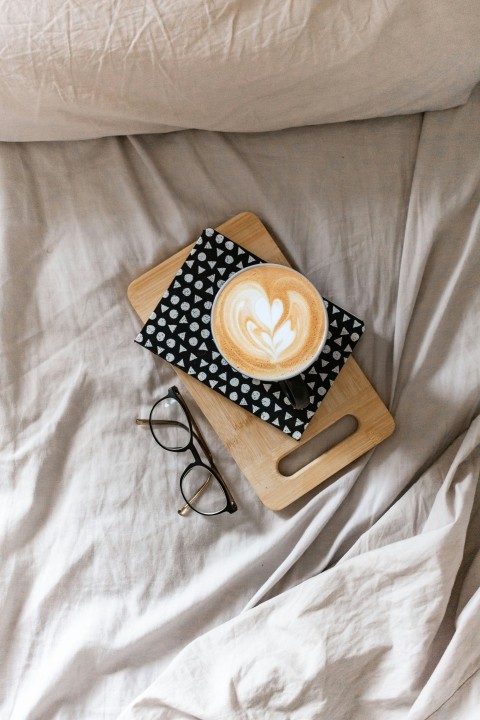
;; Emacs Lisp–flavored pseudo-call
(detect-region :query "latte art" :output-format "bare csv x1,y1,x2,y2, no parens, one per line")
212,265,327,381
239,293,305,362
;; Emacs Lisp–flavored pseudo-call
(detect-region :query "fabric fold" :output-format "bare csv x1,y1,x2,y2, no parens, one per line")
1,0,480,141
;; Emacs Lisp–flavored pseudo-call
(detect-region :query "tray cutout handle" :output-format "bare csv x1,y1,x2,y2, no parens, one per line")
278,414,358,477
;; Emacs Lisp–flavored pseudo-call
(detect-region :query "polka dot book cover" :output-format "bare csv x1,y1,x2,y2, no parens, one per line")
135,229,365,440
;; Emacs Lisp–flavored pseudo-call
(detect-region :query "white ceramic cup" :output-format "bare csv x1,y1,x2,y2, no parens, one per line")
210,263,329,409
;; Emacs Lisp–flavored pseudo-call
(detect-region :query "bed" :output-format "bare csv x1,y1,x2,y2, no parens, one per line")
1,2,479,719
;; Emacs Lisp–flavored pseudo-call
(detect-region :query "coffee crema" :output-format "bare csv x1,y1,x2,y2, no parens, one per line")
211,265,327,381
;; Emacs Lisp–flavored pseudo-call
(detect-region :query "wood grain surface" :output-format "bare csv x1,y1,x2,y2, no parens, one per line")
128,212,395,510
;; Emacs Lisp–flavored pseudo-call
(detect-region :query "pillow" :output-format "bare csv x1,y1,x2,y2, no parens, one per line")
1,0,479,141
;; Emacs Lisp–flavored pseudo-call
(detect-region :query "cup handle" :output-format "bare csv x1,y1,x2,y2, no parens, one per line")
279,376,310,410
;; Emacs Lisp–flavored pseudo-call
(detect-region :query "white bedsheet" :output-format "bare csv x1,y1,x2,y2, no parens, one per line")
118,88,480,719
1,85,479,719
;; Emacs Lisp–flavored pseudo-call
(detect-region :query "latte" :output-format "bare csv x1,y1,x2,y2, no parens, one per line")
211,264,328,381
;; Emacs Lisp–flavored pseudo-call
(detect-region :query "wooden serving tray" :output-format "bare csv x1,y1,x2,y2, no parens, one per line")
128,212,395,510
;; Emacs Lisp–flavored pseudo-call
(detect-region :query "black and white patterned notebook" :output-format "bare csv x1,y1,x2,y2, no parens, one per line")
135,229,365,440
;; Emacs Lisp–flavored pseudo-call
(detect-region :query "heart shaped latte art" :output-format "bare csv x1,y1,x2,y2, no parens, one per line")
245,298,296,361
228,283,311,365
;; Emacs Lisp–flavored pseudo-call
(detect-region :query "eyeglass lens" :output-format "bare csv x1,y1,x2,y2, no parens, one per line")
150,396,191,450
181,465,228,515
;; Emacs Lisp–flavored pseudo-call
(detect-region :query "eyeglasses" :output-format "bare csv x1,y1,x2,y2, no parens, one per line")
136,386,237,517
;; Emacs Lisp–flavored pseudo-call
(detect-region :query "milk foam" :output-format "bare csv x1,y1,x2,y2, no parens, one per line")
212,265,327,380
243,295,297,362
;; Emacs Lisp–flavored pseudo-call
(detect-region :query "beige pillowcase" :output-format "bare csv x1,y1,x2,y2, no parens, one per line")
1,0,479,141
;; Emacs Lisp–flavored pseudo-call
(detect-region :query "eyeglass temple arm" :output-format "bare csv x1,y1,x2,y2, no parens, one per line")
178,407,236,505
138,386,216,464
136,418,211,458
186,415,215,464
136,418,187,429
137,414,215,462
177,473,214,516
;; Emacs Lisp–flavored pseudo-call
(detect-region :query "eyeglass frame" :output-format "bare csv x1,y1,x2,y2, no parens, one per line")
137,386,237,517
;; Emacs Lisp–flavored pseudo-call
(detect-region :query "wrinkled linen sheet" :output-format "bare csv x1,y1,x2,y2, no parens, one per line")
1,0,480,141
117,90,480,719
1,87,479,720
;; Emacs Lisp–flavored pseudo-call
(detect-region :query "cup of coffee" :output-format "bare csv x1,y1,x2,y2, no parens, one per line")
211,264,329,410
